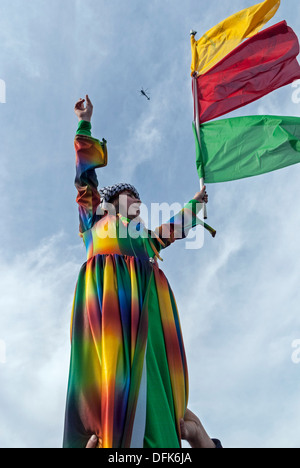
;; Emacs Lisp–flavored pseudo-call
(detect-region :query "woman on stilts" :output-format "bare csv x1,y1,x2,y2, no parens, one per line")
63,94,215,448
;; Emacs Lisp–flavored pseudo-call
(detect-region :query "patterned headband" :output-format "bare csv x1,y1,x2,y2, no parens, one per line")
99,183,140,204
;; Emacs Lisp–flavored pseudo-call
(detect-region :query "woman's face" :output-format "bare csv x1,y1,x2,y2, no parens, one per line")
113,190,142,220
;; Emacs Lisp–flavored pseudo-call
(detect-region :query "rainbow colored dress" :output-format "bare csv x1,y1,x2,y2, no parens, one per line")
63,120,209,448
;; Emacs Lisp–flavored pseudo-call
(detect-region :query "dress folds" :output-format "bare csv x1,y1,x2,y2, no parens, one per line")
63,120,205,448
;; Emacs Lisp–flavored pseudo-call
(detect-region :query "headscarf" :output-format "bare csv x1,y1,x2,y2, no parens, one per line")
98,183,140,214
99,183,140,203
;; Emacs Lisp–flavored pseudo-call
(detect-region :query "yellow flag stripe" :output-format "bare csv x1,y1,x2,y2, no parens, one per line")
191,0,280,75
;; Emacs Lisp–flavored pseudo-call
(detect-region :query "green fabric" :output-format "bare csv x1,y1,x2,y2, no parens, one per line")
143,277,179,448
76,120,92,136
194,115,300,183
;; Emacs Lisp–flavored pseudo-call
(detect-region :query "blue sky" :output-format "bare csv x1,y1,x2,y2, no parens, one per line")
1,0,300,448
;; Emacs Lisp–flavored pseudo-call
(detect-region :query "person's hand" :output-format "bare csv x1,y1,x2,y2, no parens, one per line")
74,94,93,122
180,408,216,448
193,185,208,204
85,409,217,449
86,434,98,448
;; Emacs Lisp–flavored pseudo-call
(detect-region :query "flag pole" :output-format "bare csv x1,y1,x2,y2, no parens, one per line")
192,68,208,219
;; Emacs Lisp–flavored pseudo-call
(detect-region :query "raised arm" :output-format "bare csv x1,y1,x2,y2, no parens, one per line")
74,95,107,235
151,187,215,252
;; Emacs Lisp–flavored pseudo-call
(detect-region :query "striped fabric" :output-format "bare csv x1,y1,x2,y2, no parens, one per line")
63,122,211,448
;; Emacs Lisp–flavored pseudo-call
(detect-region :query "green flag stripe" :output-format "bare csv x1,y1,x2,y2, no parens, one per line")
196,115,300,183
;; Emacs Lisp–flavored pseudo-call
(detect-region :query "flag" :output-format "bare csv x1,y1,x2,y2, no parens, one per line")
191,0,280,76
194,21,300,123
193,116,300,183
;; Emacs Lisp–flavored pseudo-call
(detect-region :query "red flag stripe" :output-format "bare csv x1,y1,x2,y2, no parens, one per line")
195,21,300,123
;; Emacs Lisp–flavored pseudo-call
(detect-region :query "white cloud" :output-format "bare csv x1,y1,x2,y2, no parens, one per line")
0,232,81,448
174,166,300,448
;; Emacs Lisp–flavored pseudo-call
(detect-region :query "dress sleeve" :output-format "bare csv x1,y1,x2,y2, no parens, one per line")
150,199,216,253
74,120,108,235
